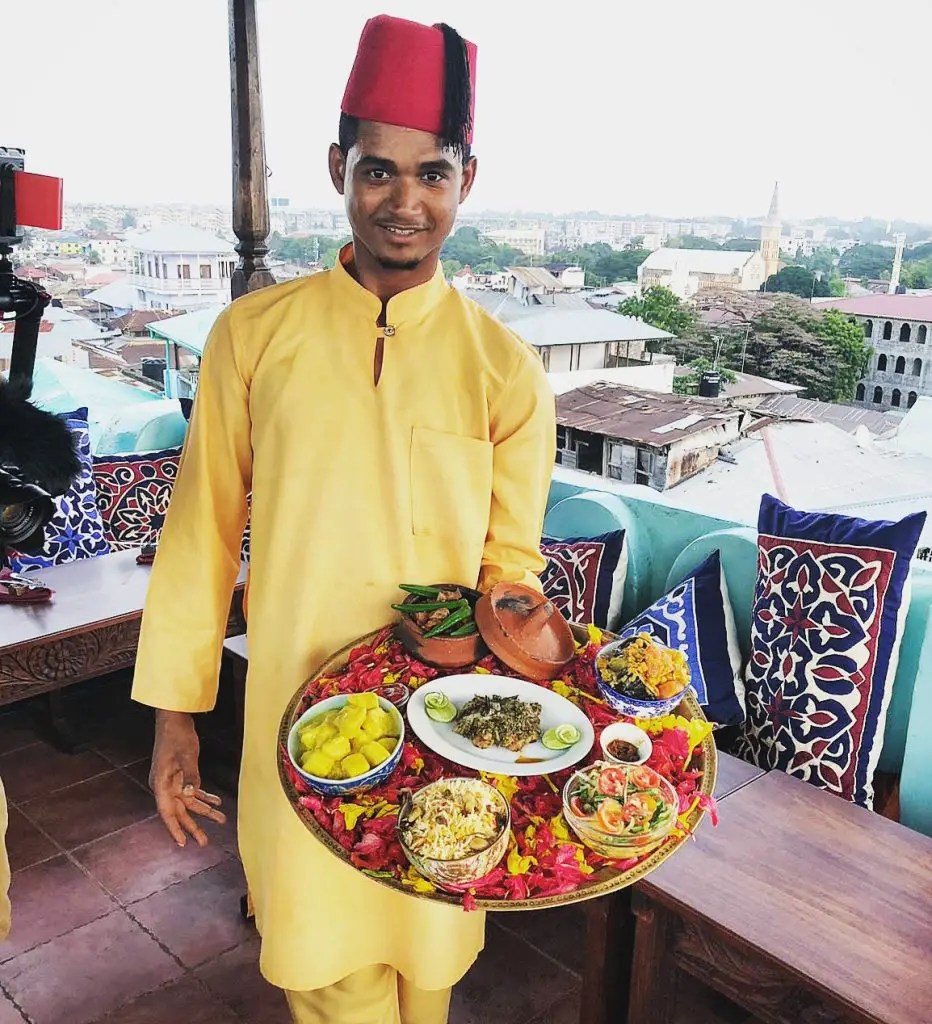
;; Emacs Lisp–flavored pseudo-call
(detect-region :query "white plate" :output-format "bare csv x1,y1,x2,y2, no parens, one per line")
407,675,594,777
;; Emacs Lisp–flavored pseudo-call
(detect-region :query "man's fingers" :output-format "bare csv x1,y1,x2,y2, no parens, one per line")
182,785,222,808
183,794,227,824
175,805,209,848
154,792,190,848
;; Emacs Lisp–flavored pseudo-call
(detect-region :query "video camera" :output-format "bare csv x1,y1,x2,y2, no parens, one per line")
0,147,80,555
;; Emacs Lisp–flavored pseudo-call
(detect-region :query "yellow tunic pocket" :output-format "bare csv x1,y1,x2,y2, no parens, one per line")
410,427,493,547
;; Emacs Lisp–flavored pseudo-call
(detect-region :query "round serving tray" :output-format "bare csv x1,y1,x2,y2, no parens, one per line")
278,625,717,911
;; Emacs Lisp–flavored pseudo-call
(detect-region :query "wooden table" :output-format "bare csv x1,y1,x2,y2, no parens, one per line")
580,751,765,1024
0,551,247,706
629,770,932,1024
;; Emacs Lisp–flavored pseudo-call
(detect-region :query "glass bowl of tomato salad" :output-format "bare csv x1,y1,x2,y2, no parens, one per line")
562,761,678,860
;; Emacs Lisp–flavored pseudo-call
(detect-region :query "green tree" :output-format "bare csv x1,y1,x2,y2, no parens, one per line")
88,217,107,231
838,244,894,280
673,358,737,396
829,276,846,296
764,265,831,299
617,285,696,336
900,261,931,289
816,310,872,402
667,235,722,250
442,258,463,279
121,212,137,229
87,251,102,265
721,237,760,251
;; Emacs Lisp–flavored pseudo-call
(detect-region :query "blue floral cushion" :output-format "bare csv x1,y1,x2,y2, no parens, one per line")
9,409,111,571
617,550,745,726
737,494,926,808
541,530,627,630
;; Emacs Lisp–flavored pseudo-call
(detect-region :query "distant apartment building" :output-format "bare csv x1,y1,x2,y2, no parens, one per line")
126,226,236,311
817,295,932,412
88,236,130,266
483,228,546,256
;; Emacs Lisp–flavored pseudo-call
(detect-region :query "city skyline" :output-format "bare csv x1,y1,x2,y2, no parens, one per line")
7,0,931,223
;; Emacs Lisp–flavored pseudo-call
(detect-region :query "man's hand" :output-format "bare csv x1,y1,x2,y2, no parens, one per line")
149,710,226,848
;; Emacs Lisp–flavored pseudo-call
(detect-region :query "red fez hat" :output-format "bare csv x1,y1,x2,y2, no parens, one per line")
341,15,478,146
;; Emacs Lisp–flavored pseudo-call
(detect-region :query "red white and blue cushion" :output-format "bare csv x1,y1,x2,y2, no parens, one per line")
92,448,181,550
9,409,112,570
617,550,745,726
540,531,627,630
738,494,926,808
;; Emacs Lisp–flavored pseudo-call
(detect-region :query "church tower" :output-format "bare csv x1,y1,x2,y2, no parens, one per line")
760,181,781,283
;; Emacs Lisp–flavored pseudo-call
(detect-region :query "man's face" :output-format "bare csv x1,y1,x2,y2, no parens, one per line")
329,120,477,272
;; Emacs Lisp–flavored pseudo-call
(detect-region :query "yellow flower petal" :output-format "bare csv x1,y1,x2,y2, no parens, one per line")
338,804,368,830
401,867,437,893
550,814,571,842
483,773,520,805
587,623,604,646
506,846,535,875
474,666,491,674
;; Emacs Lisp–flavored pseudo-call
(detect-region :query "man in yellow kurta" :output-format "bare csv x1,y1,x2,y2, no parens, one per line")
132,15,555,1024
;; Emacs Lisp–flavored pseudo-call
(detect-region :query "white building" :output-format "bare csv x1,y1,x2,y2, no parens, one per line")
637,248,767,299
483,228,546,256
125,226,237,311
0,306,114,375
88,236,130,267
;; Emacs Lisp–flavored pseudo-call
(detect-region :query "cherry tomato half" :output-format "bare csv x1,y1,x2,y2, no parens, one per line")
597,767,628,797
569,795,589,819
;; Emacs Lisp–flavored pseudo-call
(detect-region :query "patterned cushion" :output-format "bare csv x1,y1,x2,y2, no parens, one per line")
92,448,181,549
737,494,926,808
541,531,627,630
618,550,745,726
8,410,111,570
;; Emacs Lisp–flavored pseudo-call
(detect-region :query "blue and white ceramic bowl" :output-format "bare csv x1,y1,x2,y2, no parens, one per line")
287,693,405,798
594,638,693,720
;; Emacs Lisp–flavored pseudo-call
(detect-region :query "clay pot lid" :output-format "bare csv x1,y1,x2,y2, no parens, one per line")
475,582,576,681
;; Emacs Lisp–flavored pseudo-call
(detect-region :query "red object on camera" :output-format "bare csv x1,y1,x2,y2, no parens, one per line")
13,170,63,230
341,15,477,143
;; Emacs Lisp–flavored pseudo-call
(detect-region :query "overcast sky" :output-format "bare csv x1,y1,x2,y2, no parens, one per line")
7,0,931,223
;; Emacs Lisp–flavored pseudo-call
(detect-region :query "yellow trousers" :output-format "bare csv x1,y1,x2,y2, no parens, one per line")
286,965,451,1024
0,778,11,941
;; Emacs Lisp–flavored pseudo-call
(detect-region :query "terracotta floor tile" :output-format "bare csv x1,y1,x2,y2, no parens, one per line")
4,807,59,873
0,995,25,1023
123,758,151,790
0,710,42,757
0,910,181,1024
20,771,156,850
520,990,582,1024
450,923,579,1024
129,860,251,968
74,816,229,904
495,904,587,977
0,855,114,962
96,976,241,1024
91,714,155,768
195,938,292,1024
0,742,112,804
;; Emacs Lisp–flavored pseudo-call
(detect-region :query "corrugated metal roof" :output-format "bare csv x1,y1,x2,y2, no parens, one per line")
556,383,740,445
124,225,236,256
146,305,226,355
814,294,932,322
672,369,805,399
510,309,672,348
754,394,903,436
640,248,759,275
508,267,566,290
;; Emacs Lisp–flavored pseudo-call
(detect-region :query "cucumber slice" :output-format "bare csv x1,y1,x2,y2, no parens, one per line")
542,723,582,751
424,693,457,723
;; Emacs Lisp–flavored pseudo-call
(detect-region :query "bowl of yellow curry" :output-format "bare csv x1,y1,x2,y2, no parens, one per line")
287,692,404,797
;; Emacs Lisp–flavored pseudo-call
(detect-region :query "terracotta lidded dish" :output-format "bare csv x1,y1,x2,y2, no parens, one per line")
474,581,576,680
394,584,488,669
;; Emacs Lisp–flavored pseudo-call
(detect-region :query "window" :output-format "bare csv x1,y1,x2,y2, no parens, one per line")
877,354,888,372
556,425,568,450
177,264,191,279
199,265,212,279
908,391,918,408
892,388,901,407
883,321,893,340
873,386,884,404
895,355,906,374
913,358,923,377
154,261,160,278
147,259,152,277
864,320,873,339
919,325,928,344
900,323,911,342
856,383,866,401
635,447,655,486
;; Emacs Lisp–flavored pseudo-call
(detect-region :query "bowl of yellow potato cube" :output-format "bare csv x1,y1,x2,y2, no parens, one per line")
287,692,405,797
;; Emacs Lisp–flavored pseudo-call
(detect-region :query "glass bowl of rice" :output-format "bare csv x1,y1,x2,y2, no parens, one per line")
397,777,510,889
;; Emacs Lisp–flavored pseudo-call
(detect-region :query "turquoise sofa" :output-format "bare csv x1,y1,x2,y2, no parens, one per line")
545,467,932,838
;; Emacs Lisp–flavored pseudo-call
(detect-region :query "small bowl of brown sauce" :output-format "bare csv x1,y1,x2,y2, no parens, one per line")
599,722,652,766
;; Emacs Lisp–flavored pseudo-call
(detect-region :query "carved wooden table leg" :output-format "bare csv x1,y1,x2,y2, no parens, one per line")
42,689,88,754
580,889,635,1024
628,890,676,1024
